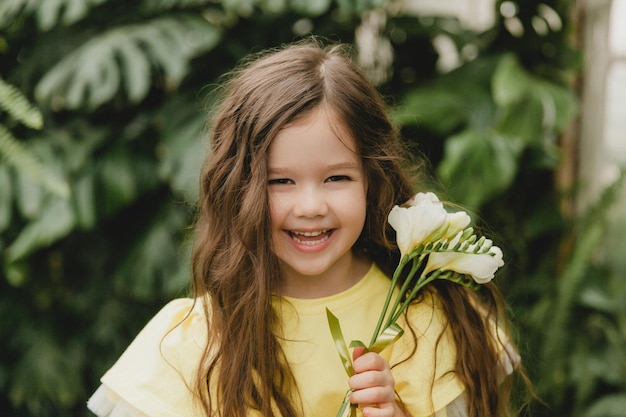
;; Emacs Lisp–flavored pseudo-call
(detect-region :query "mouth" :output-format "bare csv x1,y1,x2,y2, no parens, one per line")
287,229,333,246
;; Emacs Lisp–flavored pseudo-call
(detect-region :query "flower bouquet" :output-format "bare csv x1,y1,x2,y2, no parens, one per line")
326,192,505,417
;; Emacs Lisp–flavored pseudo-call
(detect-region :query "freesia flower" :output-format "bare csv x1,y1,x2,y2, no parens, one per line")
423,245,504,284
388,192,449,256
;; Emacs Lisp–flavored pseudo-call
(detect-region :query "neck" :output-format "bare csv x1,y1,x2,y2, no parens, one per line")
279,254,371,299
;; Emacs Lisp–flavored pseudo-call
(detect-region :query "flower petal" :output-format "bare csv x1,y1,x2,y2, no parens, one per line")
424,246,504,284
388,194,448,256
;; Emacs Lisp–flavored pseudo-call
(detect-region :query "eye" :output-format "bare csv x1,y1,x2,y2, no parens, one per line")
326,175,352,183
268,178,293,185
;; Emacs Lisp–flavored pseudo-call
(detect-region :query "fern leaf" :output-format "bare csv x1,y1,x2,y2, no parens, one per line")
0,126,70,198
35,15,222,109
0,78,43,129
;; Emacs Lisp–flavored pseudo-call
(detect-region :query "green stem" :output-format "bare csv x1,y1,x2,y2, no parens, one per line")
368,255,410,347
384,255,424,332
390,270,442,325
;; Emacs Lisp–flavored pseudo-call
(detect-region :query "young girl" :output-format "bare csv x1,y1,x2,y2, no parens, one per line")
87,41,523,417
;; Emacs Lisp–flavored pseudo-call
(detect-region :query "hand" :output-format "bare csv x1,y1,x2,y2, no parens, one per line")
348,347,406,417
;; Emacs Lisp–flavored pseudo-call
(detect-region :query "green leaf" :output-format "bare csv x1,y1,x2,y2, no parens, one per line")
113,204,189,299
0,0,32,29
72,171,97,229
36,15,222,109
392,87,467,134
5,196,75,262
97,149,138,217
437,129,524,209
495,95,544,144
583,394,626,417
492,54,578,139
492,54,531,107
157,95,207,201
393,58,498,134
368,323,404,354
0,126,71,199
9,331,83,413
325,308,354,377
0,78,43,129
291,0,332,15
14,169,45,219
35,0,108,30
0,165,12,231
117,40,152,103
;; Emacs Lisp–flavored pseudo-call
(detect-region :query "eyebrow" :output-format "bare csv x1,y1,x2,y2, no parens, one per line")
267,161,361,174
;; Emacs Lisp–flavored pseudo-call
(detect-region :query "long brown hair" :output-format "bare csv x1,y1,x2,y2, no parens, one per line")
190,40,523,417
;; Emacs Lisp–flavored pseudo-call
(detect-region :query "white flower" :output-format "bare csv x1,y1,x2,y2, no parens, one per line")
388,192,448,256
432,210,471,242
388,192,472,256
423,244,504,284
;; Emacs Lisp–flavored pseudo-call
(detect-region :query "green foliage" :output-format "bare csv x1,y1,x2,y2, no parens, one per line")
36,15,222,109
393,53,576,209
0,0,109,30
0,0,624,416
0,78,43,129
0,78,69,198
531,171,626,416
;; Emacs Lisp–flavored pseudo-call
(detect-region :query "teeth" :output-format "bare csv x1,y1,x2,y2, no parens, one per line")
293,230,328,237
289,230,331,245
291,233,330,245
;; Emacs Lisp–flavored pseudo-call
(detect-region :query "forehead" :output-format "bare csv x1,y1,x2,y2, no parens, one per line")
267,106,361,169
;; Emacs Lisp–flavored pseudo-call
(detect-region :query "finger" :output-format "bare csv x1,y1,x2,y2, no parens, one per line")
352,352,389,373
349,384,395,405
361,402,399,417
353,346,367,361
349,369,394,391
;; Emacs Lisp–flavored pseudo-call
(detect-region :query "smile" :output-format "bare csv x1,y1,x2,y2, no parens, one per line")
288,230,333,246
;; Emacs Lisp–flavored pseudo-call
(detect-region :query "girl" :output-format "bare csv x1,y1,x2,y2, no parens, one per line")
88,41,523,417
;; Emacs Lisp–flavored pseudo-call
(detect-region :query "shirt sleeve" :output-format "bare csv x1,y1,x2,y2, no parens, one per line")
385,293,465,417
388,292,521,417
87,298,207,417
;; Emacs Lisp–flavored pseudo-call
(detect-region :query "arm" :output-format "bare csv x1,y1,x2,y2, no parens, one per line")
348,348,408,417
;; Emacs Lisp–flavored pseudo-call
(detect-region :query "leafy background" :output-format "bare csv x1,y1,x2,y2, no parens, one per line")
1,0,625,416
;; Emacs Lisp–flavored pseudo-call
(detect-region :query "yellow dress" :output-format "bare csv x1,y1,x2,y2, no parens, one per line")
88,264,517,417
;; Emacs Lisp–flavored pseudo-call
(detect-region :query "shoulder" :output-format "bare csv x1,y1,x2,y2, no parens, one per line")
88,298,209,417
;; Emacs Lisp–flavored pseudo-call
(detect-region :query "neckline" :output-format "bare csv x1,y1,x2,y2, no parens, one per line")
275,263,387,315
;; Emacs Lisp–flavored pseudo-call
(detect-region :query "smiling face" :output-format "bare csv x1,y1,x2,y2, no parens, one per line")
267,105,369,298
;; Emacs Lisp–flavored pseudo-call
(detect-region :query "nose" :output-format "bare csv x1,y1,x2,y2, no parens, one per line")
293,185,328,218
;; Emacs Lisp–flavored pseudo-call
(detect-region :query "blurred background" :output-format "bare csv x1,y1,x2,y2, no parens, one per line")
1,0,625,416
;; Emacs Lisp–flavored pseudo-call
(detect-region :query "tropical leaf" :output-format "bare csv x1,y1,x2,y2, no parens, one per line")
492,54,578,141
156,93,208,201
35,0,108,30
437,129,524,209
0,0,108,30
35,15,222,109
4,196,76,262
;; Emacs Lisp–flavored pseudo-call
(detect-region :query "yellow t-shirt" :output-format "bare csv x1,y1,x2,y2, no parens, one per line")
94,264,464,417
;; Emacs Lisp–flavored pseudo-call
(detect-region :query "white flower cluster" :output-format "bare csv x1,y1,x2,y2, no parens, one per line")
388,192,504,283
